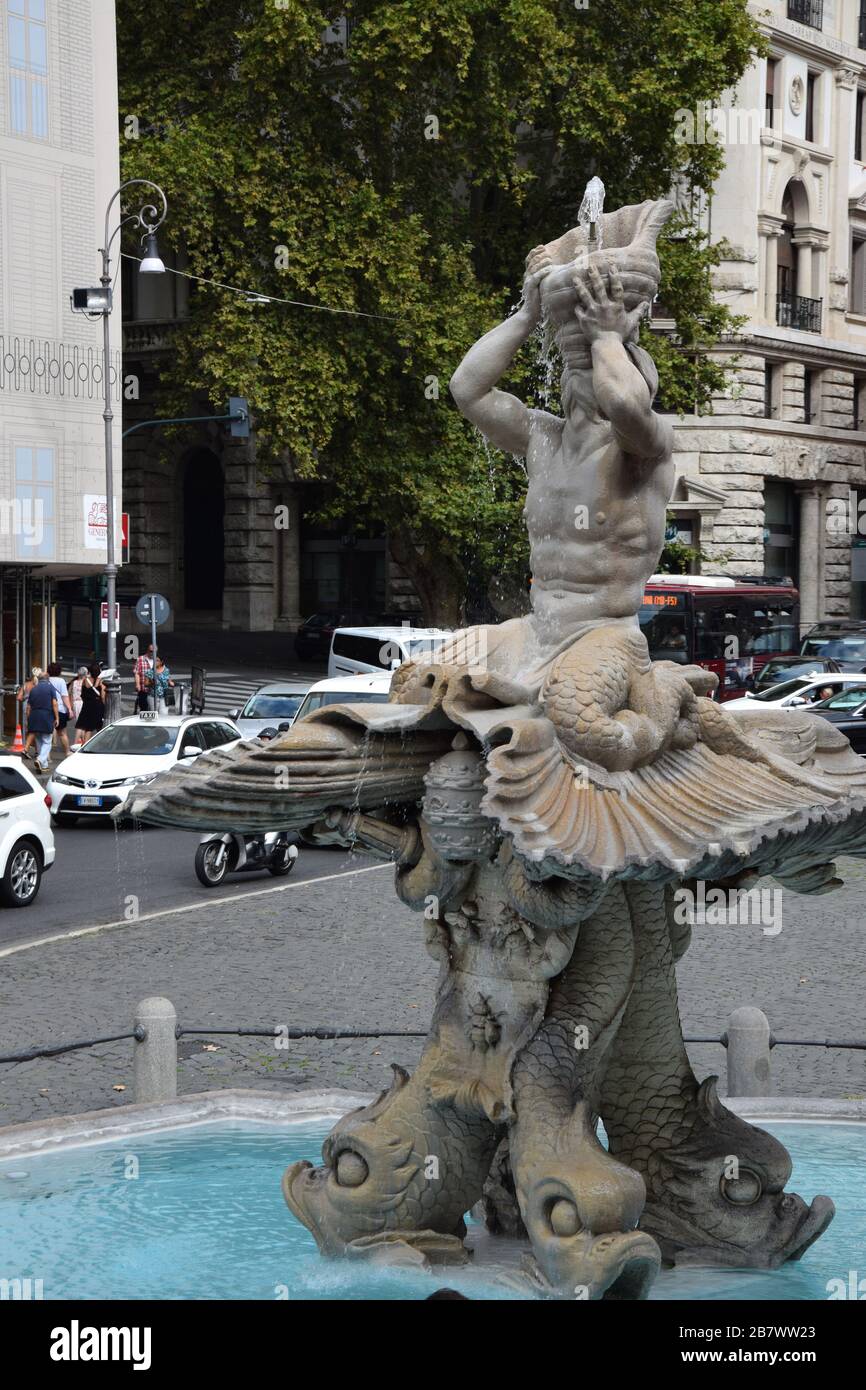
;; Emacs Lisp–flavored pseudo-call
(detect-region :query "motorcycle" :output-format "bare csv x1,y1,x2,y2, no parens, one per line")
194,830,298,887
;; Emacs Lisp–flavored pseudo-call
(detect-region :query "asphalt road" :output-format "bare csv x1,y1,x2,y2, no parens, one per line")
0,819,373,952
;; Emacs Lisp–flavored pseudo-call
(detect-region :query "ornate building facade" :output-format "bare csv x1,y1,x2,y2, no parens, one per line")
666,0,866,629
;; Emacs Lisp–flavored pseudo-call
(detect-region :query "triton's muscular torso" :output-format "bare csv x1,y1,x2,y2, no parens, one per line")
524,407,674,646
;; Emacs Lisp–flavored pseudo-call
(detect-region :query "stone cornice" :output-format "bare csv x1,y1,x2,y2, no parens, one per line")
670,412,866,450
723,329,866,372
752,6,866,68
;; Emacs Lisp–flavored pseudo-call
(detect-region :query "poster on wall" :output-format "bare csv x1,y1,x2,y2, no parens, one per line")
83,495,120,551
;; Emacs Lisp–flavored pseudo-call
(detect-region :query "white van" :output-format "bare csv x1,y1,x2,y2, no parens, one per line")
327,626,450,678
293,672,394,723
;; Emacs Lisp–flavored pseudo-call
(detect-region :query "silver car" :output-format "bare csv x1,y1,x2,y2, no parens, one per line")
230,682,310,740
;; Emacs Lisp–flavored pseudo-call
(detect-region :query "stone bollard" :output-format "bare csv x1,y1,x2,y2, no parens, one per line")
726,1006,772,1097
134,997,178,1104
103,678,123,725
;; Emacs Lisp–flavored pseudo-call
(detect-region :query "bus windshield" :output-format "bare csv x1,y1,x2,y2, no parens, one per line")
637,598,691,663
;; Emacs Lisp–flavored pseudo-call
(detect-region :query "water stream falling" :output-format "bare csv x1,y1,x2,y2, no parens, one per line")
577,174,606,252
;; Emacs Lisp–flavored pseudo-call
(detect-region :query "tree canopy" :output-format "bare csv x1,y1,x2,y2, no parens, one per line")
117,0,762,621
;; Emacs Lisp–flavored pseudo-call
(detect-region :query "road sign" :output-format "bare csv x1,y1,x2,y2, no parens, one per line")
228,396,250,439
135,593,170,626
100,602,120,634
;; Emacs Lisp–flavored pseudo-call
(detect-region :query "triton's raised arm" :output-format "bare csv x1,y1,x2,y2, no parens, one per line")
449,251,551,456
573,264,672,462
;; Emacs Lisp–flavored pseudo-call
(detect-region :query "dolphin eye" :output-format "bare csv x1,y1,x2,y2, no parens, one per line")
548,1198,581,1237
334,1150,369,1188
719,1169,762,1205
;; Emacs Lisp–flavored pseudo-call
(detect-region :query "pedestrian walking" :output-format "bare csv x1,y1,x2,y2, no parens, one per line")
134,644,154,712
16,667,42,760
69,666,89,733
26,672,59,772
76,664,107,745
46,661,74,757
152,657,175,716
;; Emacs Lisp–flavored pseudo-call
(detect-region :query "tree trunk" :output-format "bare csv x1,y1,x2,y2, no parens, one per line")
389,528,466,628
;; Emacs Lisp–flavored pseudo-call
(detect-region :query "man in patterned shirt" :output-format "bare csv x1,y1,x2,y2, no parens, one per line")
133,643,155,712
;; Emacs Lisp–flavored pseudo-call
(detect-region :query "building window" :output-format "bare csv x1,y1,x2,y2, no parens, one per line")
857,91,866,163
860,2,866,53
7,0,48,140
805,72,818,143
803,368,823,425
851,235,866,314
787,0,822,29
854,376,866,430
763,481,799,584
765,59,777,129
764,361,780,418
13,445,55,561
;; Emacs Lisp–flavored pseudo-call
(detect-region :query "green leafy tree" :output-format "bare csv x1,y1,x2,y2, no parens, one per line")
117,0,762,623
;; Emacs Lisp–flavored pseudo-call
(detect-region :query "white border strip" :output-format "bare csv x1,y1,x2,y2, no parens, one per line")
0,1089,862,1160
0,861,391,961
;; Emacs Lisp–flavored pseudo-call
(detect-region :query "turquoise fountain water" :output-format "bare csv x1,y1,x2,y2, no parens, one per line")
0,1120,861,1300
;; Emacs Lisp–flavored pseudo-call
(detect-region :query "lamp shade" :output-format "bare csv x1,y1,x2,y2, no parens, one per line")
139,232,165,274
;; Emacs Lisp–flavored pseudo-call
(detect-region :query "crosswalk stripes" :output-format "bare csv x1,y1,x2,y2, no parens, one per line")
195,677,260,717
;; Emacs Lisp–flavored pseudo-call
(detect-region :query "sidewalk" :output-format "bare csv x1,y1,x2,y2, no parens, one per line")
0,863,864,1128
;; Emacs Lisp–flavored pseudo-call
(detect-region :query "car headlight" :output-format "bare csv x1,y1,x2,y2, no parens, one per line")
53,773,72,785
126,774,156,786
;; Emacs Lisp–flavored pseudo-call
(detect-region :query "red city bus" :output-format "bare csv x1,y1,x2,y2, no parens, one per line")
639,575,800,701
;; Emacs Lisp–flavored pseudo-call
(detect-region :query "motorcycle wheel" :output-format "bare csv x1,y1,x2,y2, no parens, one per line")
195,841,230,887
268,844,297,877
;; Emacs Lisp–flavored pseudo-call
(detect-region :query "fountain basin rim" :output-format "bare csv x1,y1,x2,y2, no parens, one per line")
0,1088,863,1161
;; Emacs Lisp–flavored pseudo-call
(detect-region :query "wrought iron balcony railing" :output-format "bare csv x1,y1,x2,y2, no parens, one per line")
787,0,823,29
776,292,822,333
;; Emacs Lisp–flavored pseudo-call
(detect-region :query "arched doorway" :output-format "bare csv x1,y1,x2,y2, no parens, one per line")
182,449,224,611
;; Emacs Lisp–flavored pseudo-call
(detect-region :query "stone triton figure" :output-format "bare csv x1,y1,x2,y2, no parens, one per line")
441,197,717,775
125,189,865,1300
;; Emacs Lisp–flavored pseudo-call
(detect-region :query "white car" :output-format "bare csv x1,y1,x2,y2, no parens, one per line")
229,681,310,740
724,672,866,712
293,672,393,722
327,626,451,678
0,755,55,907
46,713,242,827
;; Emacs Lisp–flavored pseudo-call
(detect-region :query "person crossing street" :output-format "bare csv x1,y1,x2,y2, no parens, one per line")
26,672,60,772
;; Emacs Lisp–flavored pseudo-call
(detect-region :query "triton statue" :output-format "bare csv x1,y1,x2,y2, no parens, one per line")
128,188,863,1299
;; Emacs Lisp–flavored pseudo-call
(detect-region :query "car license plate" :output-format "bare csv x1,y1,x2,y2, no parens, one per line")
76,795,103,808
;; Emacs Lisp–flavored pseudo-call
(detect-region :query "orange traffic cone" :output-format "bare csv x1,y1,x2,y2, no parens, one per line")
10,723,25,755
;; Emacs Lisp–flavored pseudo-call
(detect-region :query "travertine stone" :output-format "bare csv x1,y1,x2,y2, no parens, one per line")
128,195,853,1301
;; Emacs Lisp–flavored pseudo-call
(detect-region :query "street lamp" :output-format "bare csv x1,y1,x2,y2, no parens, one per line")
71,179,168,672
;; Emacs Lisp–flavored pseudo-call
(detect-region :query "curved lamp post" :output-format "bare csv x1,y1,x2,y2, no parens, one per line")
72,180,169,672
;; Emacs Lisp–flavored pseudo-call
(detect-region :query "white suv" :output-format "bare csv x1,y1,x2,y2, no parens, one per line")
0,755,55,908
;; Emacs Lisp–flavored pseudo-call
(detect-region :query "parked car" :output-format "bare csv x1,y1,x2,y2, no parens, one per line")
45,714,242,826
753,656,841,692
810,685,866,756
328,626,451,678
293,672,393,723
229,682,309,739
724,673,866,712
0,755,55,907
800,622,866,669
